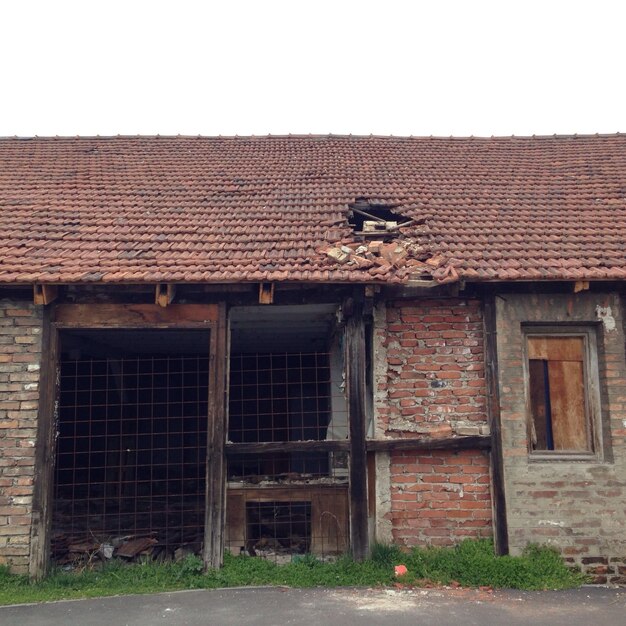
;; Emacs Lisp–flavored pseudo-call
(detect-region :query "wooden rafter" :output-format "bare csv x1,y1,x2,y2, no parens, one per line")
33,284,58,306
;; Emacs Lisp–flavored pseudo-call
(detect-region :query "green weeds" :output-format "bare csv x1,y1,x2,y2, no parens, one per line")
0,539,585,606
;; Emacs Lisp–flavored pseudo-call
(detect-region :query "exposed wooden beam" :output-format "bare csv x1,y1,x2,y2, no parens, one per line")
204,302,228,570
53,303,218,327
225,440,351,455
29,308,59,578
345,293,369,561
574,280,590,293
483,294,509,555
365,435,491,452
258,282,275,304
33,284,58,306
155,283,176,307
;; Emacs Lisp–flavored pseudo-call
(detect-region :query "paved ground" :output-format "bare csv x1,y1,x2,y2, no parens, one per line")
0,586,624,626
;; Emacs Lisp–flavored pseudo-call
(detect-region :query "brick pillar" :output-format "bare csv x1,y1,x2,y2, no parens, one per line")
0,300,43,573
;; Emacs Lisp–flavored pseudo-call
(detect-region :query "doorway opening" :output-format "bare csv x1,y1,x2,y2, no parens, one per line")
225,305,350,562
52,329,210,564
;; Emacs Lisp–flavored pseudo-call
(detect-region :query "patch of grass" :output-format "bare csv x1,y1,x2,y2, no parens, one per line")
0,540,585,606
400,539,587,590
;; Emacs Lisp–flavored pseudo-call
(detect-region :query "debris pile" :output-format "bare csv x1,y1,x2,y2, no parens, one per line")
51,530,202,567
51,499,204,568
322,238,446,280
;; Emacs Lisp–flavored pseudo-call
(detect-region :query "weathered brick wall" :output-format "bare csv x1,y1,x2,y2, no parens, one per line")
380,298,489,438
0,300,43,573
390,449,492,546
496,292,626,584
373,298,493,547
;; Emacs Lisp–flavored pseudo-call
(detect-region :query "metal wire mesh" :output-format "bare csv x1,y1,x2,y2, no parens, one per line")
52,353,209,563
227,351,348,481
225,489,349,562
226,350,349,560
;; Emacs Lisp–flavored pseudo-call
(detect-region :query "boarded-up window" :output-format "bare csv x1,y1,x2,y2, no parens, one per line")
527,335,591,452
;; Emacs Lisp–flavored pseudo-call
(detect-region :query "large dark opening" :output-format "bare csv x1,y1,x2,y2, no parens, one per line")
52,329,210,564
225,305,350,561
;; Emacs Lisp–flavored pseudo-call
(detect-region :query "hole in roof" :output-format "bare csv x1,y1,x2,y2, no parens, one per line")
348,198,411,236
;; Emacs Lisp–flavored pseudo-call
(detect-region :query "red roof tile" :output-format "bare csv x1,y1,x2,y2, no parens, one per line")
0,134,625,284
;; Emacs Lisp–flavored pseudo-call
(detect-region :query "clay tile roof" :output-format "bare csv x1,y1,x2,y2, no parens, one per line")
0,134,625,284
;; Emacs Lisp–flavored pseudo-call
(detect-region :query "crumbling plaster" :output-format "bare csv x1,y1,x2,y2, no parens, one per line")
495,292,626,583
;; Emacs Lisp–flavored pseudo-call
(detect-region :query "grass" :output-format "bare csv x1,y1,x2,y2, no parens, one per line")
0,539,586,606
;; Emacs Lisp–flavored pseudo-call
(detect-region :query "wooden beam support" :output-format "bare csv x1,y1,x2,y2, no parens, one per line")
225,440,351,455
204,302,228,569
155,283,176,307
574,280,590,293
258,282,275,304
345,293,369,561
483,294,509,555
53,303,218,327
365,435,491,452
33,284,58,306
29,308,59,578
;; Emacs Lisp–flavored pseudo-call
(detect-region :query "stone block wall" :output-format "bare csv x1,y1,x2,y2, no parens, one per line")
0,300,43,573
496,292,626,584
373,298,493,547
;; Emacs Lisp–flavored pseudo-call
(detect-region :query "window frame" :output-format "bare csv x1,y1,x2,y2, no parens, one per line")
522,324,603,461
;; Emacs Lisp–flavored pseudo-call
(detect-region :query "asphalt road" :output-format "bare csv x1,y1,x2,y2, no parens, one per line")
0,586,624,626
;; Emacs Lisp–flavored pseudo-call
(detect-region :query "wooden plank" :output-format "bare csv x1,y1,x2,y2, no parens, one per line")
225,440,351,455
53,303,218,327
527,336,583,361
28,308,59,578
528,360,549,450
33,284,58,306
225,494,246,554
311,490,349,554
345,295,369,561
483,294,509,555
204,302,228,569
226,487,349,556
365,435,491,452
548,360,588,451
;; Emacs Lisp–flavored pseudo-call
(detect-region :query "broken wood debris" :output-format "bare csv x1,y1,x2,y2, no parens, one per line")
52,530,201,567
115,537,159,559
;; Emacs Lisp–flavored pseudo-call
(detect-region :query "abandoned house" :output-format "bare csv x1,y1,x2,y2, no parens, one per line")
0,134,625,584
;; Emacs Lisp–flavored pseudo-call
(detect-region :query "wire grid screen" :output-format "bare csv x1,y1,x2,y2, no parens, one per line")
227,351,348,481
246,501,311,558
52,355,209,562
226,490,349,562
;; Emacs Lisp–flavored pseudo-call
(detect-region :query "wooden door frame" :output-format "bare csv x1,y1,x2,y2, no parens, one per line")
29,302,228,578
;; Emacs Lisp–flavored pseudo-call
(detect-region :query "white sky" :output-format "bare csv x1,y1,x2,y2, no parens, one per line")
0,0,624,137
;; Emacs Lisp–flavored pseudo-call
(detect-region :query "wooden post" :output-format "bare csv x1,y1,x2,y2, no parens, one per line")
204,302,228,568
345,293,369,561
29,307,59,578
483,294,509,555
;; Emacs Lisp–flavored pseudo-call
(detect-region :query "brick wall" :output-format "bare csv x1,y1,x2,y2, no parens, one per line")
374,298,493,547
0,300,43,573
390,449,492,546
379,298,488,437
496,292,626,584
